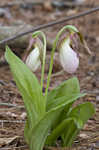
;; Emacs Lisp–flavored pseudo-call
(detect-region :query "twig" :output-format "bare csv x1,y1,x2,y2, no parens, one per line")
51,70,64,78
52,1,95,8
0,145,28,150
0,6,99,45
0,120,25,123
0,102,24,109
0,1,95,9
0,1,43,8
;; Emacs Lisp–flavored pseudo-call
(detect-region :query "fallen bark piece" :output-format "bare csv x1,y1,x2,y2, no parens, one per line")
0,136,19,147
0,24,54,51
0,24,32,49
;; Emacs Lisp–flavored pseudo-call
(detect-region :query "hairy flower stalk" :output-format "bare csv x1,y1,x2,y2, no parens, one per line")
45,25,80,99
59,37,79,73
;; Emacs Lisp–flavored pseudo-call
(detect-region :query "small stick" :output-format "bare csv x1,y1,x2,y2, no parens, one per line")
0,120,25,123
0,6,99,44
0,1,43,8
0,145,28,150
52,1,95,8
0,102,24,109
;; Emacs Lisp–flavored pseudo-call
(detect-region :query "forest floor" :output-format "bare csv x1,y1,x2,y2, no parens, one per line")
0,0,99,150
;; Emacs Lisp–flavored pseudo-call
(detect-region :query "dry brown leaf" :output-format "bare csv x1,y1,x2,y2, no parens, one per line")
0,136,19,147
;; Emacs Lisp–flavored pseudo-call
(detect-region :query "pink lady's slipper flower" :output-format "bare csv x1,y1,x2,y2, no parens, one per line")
25,37,43,72
59,37,79,74
26,46,41,72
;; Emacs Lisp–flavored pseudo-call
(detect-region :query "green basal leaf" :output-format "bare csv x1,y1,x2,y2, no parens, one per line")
29,97,77,150
68,102,95,124
24,120,30,144
47,77,80,110
47,93,85,111
5,46,45,138
46,77,85,129
61,118,82,147
5,46,95,150
29,93,85,150
45,117,81,146
62,102,95,146
48,93,85,131
30,107,62,150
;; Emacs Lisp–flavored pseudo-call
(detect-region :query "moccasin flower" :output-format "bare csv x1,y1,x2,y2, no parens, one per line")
26,46,41,72
25,38,43,72
59,37,79,73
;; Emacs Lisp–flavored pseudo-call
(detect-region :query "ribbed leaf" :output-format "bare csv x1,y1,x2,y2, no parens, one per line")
46,103,95,147
5,46,45,129
45,117,80,146
61,118,83,146
5,47,95,150
62,102,95,146
47,77,81,111
47,93,85,111
68,102,95,124
29,93,84,150
46,77,84,129
30,108,61,150
30,102,69,150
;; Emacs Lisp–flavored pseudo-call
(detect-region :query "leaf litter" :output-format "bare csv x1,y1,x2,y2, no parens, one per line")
0,0,99,149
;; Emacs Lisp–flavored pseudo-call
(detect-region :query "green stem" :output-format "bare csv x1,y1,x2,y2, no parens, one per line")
32,31,46,91
45,25,79,100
